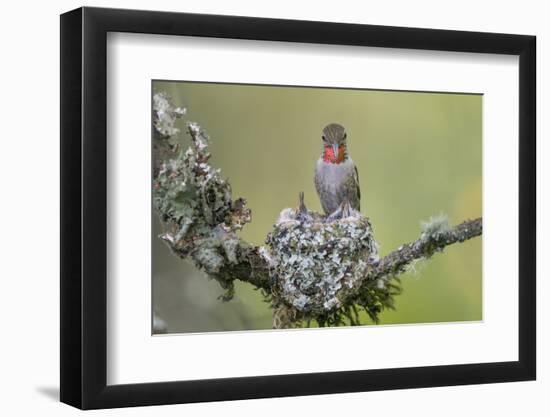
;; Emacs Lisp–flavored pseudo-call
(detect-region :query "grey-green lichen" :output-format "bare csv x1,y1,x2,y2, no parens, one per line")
153,92,186,137
421,213,451,239
265,200,399,325
153,93,251,299
418,212,453,258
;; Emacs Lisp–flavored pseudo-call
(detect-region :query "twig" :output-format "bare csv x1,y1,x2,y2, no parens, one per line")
366,218,482,282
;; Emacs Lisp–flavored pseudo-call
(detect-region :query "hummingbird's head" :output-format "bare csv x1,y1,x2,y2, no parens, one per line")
321,123,347,164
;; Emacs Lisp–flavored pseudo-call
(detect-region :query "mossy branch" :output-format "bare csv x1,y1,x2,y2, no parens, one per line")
366,217,482,282
152,93,482,328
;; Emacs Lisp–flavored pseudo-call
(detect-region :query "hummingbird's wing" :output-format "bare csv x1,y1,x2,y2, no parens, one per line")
353,165,361,211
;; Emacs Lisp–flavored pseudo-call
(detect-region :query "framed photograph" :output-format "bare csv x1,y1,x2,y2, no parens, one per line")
60,6,536,409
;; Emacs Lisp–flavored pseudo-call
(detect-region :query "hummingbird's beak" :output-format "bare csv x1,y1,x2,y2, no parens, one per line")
332,143,339,160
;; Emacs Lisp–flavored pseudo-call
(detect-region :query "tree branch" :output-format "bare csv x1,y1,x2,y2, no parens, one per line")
366,217,482,282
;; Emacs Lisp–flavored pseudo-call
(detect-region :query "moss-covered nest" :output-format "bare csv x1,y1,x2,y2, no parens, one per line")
266,202,381,318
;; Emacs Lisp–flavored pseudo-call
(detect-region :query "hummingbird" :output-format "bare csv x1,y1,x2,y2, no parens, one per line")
314,123,361,216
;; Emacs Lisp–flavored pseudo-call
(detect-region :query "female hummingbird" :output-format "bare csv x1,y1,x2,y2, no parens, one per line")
314,123,361,216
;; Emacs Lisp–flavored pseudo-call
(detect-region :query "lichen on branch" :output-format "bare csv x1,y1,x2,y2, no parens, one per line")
152,92,482,328
152,94,259,299
366,216,482,283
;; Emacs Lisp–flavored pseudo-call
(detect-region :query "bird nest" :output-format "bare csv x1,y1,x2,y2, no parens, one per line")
266,200,379,316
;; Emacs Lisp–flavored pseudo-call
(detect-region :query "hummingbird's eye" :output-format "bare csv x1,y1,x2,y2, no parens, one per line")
322,135,327,142
343,133,347,140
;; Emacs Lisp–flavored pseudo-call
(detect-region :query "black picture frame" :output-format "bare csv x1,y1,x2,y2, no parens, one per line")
60,6,536,410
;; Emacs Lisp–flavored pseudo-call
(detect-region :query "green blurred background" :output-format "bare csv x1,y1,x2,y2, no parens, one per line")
152,80,482,334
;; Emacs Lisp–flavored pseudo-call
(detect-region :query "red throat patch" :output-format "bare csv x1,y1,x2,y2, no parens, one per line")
323,145,346,164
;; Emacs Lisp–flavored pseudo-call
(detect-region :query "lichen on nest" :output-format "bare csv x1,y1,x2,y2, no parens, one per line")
266,200,380,319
